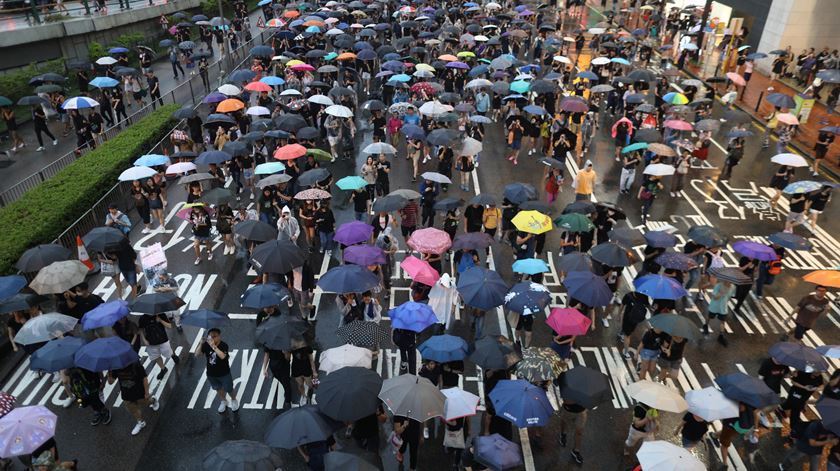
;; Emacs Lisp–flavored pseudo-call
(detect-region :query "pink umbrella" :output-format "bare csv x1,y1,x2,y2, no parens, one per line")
407,228,452,255
776,113,799,125
0,392,15,418
663,120,693,131
725,72,746,86
546,307,591,335
0,405,56,457
290,63,315,71
176,204,215,220
168,26,178,35
400,255,440,286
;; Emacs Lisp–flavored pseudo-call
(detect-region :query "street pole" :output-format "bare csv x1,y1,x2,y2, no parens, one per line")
217,0,228,70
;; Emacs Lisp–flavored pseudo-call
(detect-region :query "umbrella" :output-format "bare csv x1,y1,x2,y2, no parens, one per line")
732,240,778,261
318,264,380,294
783,180,822,194
202,440,283,471
817,399,840,437
457,267,509,310
334,221,374,246
30,261,88,295
13,313,77,345
769,342,829,372
29,337,86,373
504,183,536,204
81,227,125,252
591,242,633,267
264,406,342,448
319,345,373,374
685,387,739,421
297,168,331,187
647,313,697,340
557,366,612,409
418,335,469,362
118,166,157,182
335,320,390,350
255,315,308,351
643,231,678,249
816,345,840,358
343,245,385,266
469,336,520,370
451,232,495,251
0,392,13,418
770,232,812,251
626,380,688,413
770,153,808,167
0,293,46,315
766,93,796,109
80,300,129,331
233,220,278,242
511,258,549,275
0,275,26,301
609,228,646,248
129,292,185,314
379,374,445,422
441,388,480,420
400,256,440,286
643,163,675,176
803,270,840,288
546,307,591,336
241,283,290,309
407,227,452,254
0,406,57,458
634,275,688,300
515,347,565,382
704,266,752,286
273,143,307,161
563,271,612,307
74,336,139,371
687,225,726,247
504,282,550,315
637,441,705,471
324,451,380,471
372,194,409,212
556,253,593,273
250,239,306,274
490,379,554,427
655,252,698,271
553,213,594,233
181,309,230,329
715,372,780,408
336,176,368,191
421,172,452,184
511,210,552,235
389,302,438,332
474,434,522,470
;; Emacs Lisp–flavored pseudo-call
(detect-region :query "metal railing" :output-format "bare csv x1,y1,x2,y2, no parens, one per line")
0,28,270,208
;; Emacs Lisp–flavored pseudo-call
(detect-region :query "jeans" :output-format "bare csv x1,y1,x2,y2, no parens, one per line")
318,231,334,252
354,211,366,221
473,313,485,339
620,168,635,192
150,91,162,108
34,124,56,147
171,61,185,78
641,198,654,222
780,450,821,470
685,268,700,290
755,264,772,297
399,345,416,374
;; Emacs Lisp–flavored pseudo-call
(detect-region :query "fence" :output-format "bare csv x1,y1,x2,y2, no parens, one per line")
0,28,270,208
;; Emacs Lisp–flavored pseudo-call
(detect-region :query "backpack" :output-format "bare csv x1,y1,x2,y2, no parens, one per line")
69,369,100,401
767,257,782,276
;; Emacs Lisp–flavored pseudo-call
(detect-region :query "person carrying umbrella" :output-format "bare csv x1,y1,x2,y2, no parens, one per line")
194,328,239,413
703,278,736,347
67,367,111,426
637,175,664,224
674,412,709,451
780,367,825,437
622,401,658,457
616,291,650,359
190,205,213,265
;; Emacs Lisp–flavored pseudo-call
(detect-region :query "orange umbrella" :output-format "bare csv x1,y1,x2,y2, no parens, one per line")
803,270,840,288
216,98,245,113
337,52,357,61
282,10,300,18
438,54,458,61
274,143,307,161
303,19,325,27
244,81,272,92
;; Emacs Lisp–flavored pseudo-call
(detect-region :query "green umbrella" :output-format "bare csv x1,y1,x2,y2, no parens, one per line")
35,84,63,94
0,96,12,107
509,80,530,93
621,142,648,153
336,176,368,191
306,148,333,162
553,213,594,233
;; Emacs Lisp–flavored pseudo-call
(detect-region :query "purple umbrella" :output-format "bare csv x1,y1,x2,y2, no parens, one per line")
446,61,470,69
732,241,778,261
80,299,130,331
334,221,374,246
452,232,494,251
343,245,386,266
203,91,227,103
74,337,139,372
559,97,590,113
389,301,438,332
0,405,56,457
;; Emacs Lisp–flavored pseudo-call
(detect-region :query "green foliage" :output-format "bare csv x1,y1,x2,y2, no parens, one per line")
0,104,179,274
112,32,146,50
88,42,107,62
43,14,71,23
0,59,66,105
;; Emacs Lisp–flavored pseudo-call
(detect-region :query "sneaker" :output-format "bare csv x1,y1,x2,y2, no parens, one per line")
571,450,583,465
622,350,633,360
601,318,609,328
62,396,74,408
400,361,408,371
702,324,710,336
52,140,58,146
52,372,61,383
299,396,308,406
717,335,728,347
156,367,168,380
150,398,160,411
194,258,201,265
36,146,45,152
207,252,213,260
758,412,771,428
100,408,112,425
217,401,227,413
131,420,146,436
90,412,102,426
559,432,567,447
142,228,151,234
171,354,179,365
229,399,239,412
250,193,254,200
423,427,429,439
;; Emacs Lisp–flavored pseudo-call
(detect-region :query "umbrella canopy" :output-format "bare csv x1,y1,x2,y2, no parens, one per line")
634,275,688,300
647,313,697,340
250,239,306,274
732,240,778,261
687,225,726,247
319,345,373,374
30,261,88,295
546,307,591,336
637,441,705,471
562,271,612,306
13,313,78,345
81,227,126,252
29,337,86,373
336,320,390,350
379,374,445,422
0,293,47,315
654,252,698,271
324,451,380,471
556,366,612,409
511,258,549,275
768,232,812,251
389,301,438,332
451,232,494,251
473,434,523,470
707,266,754,285
515,347,565,383
318,264,381,294
255,315,308,351
504,182,536,204
0,406,57,458
181,309,230,329
556,252,593,273
457,267,509,310
817,398,840,436
343,245,385,266
626,380,688,413
418,335,469,363
643,230,678,248
129,292,185,314
511,210,552,235
264,405,342,448
80,300,129,331
553,213,594,233
372,194,408,212
334,221,374,246
441,388,480,420
317,367,383,422
469,336,521,370
685,387,739,421
233,220,278,242
241,283,291,309
504,282,551,315
202,440,283,471
769,342,829,372
400,256,440,286
0,275,27,301
490,379,554,427
590,242,633,267
16,245,72,273
74,336,139,371
715,372,780,409
803,270,840,288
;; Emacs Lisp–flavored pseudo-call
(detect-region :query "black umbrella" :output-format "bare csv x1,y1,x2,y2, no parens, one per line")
202,440,283,471
264,405,342,449
335,320,391,350
316,367,383,422
17,244,72,273
372,195,408,212
608,228,645,247
200,188,235,206
556,252,593,273
318,265,381,294
274,113,308,132
504,183,537,204
715,372,780,409
297,126,319,140
469,336,521,370
817,399,840,436
0,293,47,315
130,292,185,314
233,220,278,242
518,200,554,214
241,283,291,309
633,128,662,143
469,193,497,206
297,168,331,187
361,99,386,111
557,366,612,409
451,232,495,251
434,197,464,211
180,309,230,329
590,242,633,267
426,128,461,146
627,69,657,82
563,200,596,215
256,315,309,351
82,227,127,252
250,239,306,274
769,342,829,372
647,313,698,340
222,141,247,157
687,225,726,247
17,95,49,106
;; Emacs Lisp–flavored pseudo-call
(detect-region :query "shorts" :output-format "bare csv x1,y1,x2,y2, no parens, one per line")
625,427,654,448
120,268,138,286
560,409,587,432
146,342,173,361
328,135,339,146
793,322,810,340
207,373,235,394
719,425,738,447
243,169,254,180
194,235,211,242
621,316,641,336
515,314,534,332
786,211,804,223
149,198,163,210
809,208,822,216
639,348,660,361
657,357,683,372
708,311,727,320
510,140,521,150
681,437,701,449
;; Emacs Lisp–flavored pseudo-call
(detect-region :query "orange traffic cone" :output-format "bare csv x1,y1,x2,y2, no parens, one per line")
77,235,94,271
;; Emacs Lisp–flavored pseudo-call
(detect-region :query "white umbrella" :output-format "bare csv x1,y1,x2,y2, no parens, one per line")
95,56,117,65
325,28,344,36
363,142,397,155
685,387,739,421
771,153,808,167
166,162,197,174
420,172,452,184
280,89,302,96
588,27,606,34
458,137,483,156
591,57,611,65
637,441,705,471
318,345,372,374
466,79,493,89
626,380,688,413
325,105,353,118
441,388,480,420
307,94,334,106
30,261,89,295
13,313,78,345
485,2,501,9
118,166,157,182
246,106,271,116
643,163,676,176
419,101,454,116
513,73,534,81
413,69,435,78
217,84,241,96
553,55,572,64
61,97,100,110
474,35,489,42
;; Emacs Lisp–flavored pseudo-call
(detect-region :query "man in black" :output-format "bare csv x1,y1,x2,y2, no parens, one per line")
108,359,159,436
375,154,391,196
196,328,239,413
780,421,838,470
146,71,162,109
675,412,708,449
32,105,57,151
138,313,178,380
781,369,824,433
617,291,649,358
463,203,484,233
59,282,104,321
558,398,587,464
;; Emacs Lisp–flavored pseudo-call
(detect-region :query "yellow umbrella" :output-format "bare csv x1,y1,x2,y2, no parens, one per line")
511,210,553,235
457,51,476,58
803,270,840,288
415,63,435,72
286,59,305,66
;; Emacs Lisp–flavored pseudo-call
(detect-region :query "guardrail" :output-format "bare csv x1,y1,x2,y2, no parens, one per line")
0,28,269,208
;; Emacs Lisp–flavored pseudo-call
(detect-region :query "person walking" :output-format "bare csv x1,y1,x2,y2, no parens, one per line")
146,72,162,109
32,104,58,152
703,279,736,347
623,401,658,457
558,398,587,464
2,106,25,151
195,328,240,413
138,313,179,379
169,48,185,80
107,359,159,436
778,421,837,470
574,160,597,200
637,176,664,224
620,151,641,194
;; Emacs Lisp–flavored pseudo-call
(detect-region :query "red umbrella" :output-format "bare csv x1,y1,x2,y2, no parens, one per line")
245,81,272,92
546,307,591,335
663,119,693,131
411,82,439,95
0,392,15,418
400,255,440,286
274,143,307,161
407,228,452,254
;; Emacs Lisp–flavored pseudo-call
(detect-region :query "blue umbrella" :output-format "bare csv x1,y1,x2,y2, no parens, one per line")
241,283,291,308
574,70,598,80
195,150,233,165
768,232,812,251
74,337,139,372
633,275,688,300
770,342,828,371
522,105,546,116
562,271,612,307
643,230,678,248
474,434,523,470
715,372,780,409
817,69,840,83
80,300,130,331
457,267,510,310
655,251,698,271
511,258,549,275
400,123,426,140
133,154,170,167
783,180,822,194
203,92,227,103
89,76,120,88
109,47,129,54
504,182,536,204
159,39,174,48
746,52,768,60
260,76,286,86
489,379,554,427
228,69,256,83
0,275,26,301
389,302,438,332
257,0,271,4
389,73,411,82
504,282,551,315
181,309,231,329
30,337,87,372
765,93,796,108
418,335,469,362
468,64,489,77
317,265,381,294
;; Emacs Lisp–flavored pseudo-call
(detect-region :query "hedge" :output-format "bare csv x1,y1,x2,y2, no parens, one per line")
0,103,179,274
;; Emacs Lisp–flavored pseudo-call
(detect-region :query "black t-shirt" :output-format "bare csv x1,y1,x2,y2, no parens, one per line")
138,314,169,346
681,413,708,441
622,292,649,323
758,358,788,393
315,209,335,232
464,205,483,230
789,371,823,402
562,402,585,413
353,191,370,212
661,336,687,361
790,195,807,213
798,422,833,455
63,294,105,320
113,362,147,402
824,381,840,400
640,329,663,350
376,160,391,180
810,191,831,212
201,340,231,377
632,404,651,431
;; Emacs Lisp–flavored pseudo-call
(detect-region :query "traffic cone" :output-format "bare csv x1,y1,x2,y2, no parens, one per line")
77,235,94,271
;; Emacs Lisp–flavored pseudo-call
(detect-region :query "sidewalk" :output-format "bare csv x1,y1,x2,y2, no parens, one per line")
0,0,171,31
